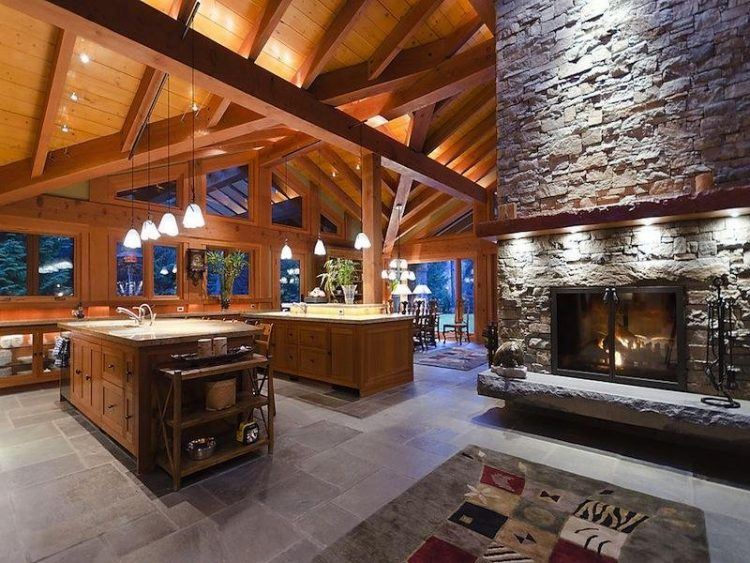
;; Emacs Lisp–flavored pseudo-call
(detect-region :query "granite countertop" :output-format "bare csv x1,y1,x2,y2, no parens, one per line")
58,319,260,347
243,311,413,325
0,310,255,330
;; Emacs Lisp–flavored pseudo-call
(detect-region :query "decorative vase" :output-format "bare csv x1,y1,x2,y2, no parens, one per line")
341,284,357,305
220,295,231,310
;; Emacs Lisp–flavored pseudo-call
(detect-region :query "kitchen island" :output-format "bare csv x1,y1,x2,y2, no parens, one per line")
245,307,413,396
59,319,261,473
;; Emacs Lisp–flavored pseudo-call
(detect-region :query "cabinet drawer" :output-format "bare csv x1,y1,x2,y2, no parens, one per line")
100,380,125,436
101,347,133,387
299,327,329,350
276,347,298,371
300,349,329,378
280,326,298,345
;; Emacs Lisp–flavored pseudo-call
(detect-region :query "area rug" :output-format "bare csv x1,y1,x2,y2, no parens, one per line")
314,445,708,562
415,346,487,371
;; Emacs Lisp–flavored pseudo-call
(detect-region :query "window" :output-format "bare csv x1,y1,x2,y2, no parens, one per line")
0,232,74,297
271,182,303,228
116,243,144,297
153,245,178,296
280,259,301,303
207,249,250,296
207,165,249,218
320,214,338,235
116,180,178,207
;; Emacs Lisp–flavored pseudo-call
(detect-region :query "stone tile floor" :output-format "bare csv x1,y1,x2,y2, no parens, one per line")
1,348,749,562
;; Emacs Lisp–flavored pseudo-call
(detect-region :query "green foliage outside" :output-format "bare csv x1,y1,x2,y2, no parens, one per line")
207,250,248,304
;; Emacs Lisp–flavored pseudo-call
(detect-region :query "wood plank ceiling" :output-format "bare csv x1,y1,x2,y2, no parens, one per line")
0,0,496,247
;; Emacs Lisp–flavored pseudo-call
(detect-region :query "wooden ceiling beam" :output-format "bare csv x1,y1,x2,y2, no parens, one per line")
294,0,371,89
467,0,495,33
407,200,471,241
259,133,323,168
206,95,233,128
310,16,482,106
121,67,167,153
0,107,276,205
434,117,495,165
383,104,434,254
320,146,361,195
424,85,495,155
381,40,495,120
168,0,194,22
31,28,76,178
367,0,444,80
295,155,360,218
6,0,485,204
240,0,293,60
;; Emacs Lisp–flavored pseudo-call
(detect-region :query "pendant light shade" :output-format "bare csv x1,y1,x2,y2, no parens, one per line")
183,202,205,228
391,283,412,296
140,219,161,241
354,232,371,250
123,227,142,249
314,238,326,256
280,241,293,260
158,212,179,237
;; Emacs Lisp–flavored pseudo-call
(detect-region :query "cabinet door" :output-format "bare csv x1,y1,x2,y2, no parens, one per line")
123,392,135,448
299,327,329,350
70,340,85,402
100,379,125,437
300,348,329,378
81,342,94,413
330,328,357,386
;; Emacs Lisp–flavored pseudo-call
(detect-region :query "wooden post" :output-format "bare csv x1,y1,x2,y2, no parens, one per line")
362,152,383,303
454,258,463,324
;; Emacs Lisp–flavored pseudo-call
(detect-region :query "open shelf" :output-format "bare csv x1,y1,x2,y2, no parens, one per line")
159,434,269,478
167,394,268,429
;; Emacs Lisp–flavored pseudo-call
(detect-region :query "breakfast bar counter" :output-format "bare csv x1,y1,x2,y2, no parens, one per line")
244,308,413,396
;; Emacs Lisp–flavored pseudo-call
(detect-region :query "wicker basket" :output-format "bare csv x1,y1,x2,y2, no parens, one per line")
205,379,236,411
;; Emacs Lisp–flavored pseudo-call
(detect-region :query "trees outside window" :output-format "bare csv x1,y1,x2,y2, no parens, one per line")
153,245,178,296
0,232,75,297
280,259,301,303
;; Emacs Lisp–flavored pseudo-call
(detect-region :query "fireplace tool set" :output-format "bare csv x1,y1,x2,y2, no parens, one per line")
702,274,741,408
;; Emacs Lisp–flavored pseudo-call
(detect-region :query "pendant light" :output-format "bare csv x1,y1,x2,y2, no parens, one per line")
158,74,179,236
140,121,161,241
123,161,142,249
280,159,293,259
353,123,371,250
313,149,326,256
182,18,205,229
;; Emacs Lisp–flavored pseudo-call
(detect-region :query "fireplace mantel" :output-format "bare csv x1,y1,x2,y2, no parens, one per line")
477,184,750,241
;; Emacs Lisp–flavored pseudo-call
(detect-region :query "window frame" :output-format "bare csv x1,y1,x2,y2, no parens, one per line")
110,234,185,303
0,226,81,305
200,154,257,226
92,162,188,212
205,163,252,221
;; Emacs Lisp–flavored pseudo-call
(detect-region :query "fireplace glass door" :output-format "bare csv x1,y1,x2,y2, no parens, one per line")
552,286,685,389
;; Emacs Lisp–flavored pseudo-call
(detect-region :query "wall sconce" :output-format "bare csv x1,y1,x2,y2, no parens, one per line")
187,249,206,286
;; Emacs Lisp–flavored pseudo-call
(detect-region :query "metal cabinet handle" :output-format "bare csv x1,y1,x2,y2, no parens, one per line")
107,363,116,369
75,369,82,375
85,375,91,381
125,415,133,420
107,404,116,410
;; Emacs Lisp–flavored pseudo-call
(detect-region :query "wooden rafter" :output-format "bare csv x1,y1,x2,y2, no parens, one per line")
206,95,232,128
31,28,75,177
239,0,293,60
383,104,434,254
381,40,495,120
367,0,444,80
121,67,167,153
259,133,323,168
424,85,495,155
295,154,360,218
294,0,371,89
467,0,495,32
168,0,194,22
0,0,486,205
434,115,495,165
311,16,482,106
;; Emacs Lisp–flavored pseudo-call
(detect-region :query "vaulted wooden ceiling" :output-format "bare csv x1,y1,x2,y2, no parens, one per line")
0,0,496,247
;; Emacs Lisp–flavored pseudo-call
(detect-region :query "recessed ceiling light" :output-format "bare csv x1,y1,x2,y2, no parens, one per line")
331,170,337,178
61,124,70,133
79,53,90,64
69,92,78,102
191,102,199,112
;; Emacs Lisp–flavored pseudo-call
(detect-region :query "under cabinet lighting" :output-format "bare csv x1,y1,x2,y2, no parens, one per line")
729,209,741,218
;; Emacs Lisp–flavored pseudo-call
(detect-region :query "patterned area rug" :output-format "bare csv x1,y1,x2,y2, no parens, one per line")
415,346,487,371
315,445,708,562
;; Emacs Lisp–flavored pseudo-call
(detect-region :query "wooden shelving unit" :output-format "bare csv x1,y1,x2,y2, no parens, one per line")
156,354,274,490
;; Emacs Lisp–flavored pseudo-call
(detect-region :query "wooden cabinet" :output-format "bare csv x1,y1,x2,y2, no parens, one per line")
0,324,64,391
253,317,413,396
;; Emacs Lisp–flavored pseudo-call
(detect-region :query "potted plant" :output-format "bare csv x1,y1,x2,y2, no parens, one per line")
206,250,246,310
491,341,527,379
317,258,360,304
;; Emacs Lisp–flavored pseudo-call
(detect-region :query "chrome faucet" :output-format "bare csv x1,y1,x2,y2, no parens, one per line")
115,304,156,326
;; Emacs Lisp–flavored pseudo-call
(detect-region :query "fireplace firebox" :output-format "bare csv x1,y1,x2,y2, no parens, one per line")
551,286,686,390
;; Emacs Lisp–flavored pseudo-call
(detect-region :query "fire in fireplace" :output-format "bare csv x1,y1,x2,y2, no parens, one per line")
551,286,686,389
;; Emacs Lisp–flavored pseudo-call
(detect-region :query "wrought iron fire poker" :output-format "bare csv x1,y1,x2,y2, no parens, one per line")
702,274,741,408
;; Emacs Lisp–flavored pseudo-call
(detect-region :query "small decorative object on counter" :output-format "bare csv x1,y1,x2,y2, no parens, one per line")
185,437,216,461
304,287,328,304
491,341,527,379
205,379,236,411
197,338,213,358
212,336,228,356
71,302,85,319
236,421,260,445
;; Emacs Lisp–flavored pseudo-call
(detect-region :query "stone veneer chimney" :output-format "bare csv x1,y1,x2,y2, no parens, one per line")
494,0,750,397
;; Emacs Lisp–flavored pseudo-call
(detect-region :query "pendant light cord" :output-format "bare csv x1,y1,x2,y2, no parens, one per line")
190,20,197,205
130,159,135,228
166,74,171,212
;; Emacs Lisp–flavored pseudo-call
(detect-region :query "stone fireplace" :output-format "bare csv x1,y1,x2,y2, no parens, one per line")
493,0,750,398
